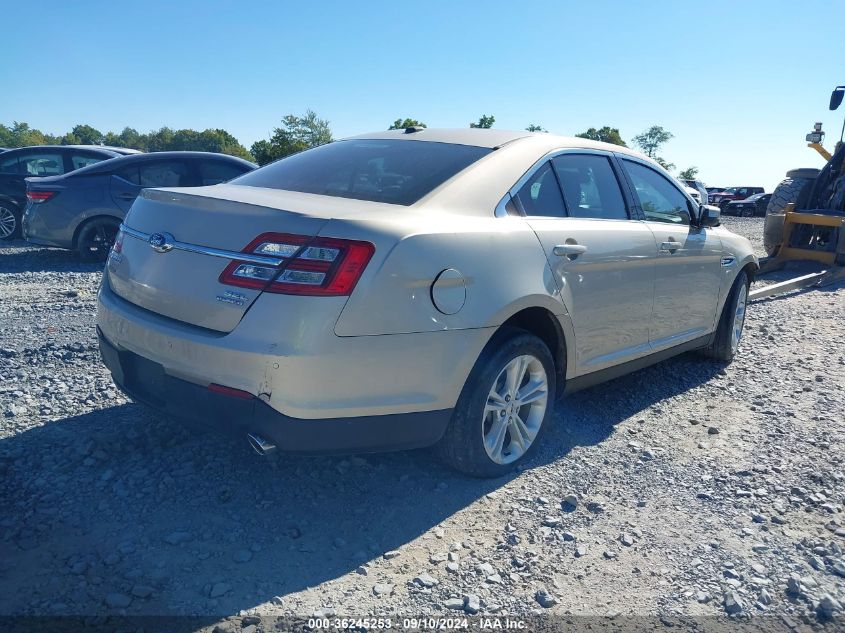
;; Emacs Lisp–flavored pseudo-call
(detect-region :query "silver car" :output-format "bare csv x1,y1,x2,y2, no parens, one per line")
96,129,757,477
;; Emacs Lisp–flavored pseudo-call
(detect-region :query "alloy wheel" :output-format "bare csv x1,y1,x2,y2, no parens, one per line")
0,206,16,239
482,354,548,464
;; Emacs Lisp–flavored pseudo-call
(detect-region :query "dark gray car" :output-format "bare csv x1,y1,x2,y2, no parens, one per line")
23,151,256,260
0,145,135,239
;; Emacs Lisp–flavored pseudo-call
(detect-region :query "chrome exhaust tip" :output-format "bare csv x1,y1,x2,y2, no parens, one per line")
247,433,277,455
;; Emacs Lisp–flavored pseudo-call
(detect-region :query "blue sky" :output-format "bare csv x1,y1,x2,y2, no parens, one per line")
2,0,844,190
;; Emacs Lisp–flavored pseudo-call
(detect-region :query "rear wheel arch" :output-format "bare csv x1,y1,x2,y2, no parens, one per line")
72,214,122,249
0,195,19,208
498,307,568,396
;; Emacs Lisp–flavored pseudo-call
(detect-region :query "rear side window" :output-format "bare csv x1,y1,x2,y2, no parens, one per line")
622,160,691,225
513,162,566,218
231,139,492,206
0,154,19,174
139,161,189,187
115,166,140,185
552,154,627,220
198,160,248,185
71,153,107,170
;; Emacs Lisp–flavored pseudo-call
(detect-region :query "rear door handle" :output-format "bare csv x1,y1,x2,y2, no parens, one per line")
553,243,588,257
659,240,681,252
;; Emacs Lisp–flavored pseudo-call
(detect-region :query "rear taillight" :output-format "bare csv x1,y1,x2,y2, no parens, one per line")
208,383,253,399
26,190,57,203
112,229,125,254
218,232,375,296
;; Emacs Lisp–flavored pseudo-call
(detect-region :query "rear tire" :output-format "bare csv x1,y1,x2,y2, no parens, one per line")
704,270,749,362
0,202,20,240
436,328,556,478
764,173,816,256
76,218,120,262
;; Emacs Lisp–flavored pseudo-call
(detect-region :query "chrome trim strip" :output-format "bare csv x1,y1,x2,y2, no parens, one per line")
496,147,695,219
119,224,285,266
507,147,615,198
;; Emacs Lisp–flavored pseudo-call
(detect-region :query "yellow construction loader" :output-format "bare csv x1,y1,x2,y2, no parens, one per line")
751,86,845,300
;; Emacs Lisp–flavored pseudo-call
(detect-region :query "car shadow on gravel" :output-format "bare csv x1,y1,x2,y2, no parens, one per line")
539,351,724,463
0,352,721,617
0,402,514,617
0,242,103,274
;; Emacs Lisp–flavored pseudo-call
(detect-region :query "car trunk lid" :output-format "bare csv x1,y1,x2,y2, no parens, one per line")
106,185,331,332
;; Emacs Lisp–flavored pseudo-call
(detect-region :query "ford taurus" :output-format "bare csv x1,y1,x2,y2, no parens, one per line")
96,128,757,477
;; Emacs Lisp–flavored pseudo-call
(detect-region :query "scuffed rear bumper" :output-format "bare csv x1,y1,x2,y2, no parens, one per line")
98,326,452,454
97,272,490,420
21,206,74,249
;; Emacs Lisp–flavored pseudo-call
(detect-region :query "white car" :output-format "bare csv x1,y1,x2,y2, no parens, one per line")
97,128,757,476
684,185,701,204
682,179,709,206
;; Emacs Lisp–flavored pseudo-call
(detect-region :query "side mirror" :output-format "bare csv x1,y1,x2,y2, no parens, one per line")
830,87,845,111
699,204,721,227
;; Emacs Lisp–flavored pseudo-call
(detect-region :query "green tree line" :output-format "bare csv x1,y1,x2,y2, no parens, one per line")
2,117,692,176
0,122,254,161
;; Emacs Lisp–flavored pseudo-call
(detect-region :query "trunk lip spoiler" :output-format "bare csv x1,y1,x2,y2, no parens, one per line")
119,224,285,267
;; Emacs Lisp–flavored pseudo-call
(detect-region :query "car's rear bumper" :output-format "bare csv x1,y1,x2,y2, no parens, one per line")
97,273,491,420
98,326,452,454
21,206,73,249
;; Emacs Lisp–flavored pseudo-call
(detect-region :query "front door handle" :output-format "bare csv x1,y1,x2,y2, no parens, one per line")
553,243,588,257
659,240,681,253
117,193,136,201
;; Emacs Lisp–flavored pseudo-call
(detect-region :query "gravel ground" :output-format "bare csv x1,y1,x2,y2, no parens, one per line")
0,217,843,628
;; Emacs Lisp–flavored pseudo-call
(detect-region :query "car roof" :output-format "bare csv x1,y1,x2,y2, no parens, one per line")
0,145,121,155
344,127,645,157
65,151,256,177
158,129,665,217
60,145,141,154
345,128,534,148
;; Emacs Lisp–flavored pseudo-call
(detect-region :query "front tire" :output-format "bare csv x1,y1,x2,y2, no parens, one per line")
704,270,749,362
436,328,556,477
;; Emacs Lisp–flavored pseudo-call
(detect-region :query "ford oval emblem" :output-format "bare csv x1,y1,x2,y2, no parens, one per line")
148,232,174,253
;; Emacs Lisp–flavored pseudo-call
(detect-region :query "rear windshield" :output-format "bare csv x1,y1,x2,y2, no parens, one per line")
231,139,492,205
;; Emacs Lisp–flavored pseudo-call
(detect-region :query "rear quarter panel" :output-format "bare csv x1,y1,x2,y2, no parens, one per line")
25,175,119,248
332,213,567,335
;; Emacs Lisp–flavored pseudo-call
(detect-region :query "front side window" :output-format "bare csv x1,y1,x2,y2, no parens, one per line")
513,161,566,218
231,139,492,206
622,160,691,224
20,153,64,176
552,154,627,220
138,161,188,187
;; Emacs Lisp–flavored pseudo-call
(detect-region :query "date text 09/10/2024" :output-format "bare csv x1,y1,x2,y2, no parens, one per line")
306,617,528,630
